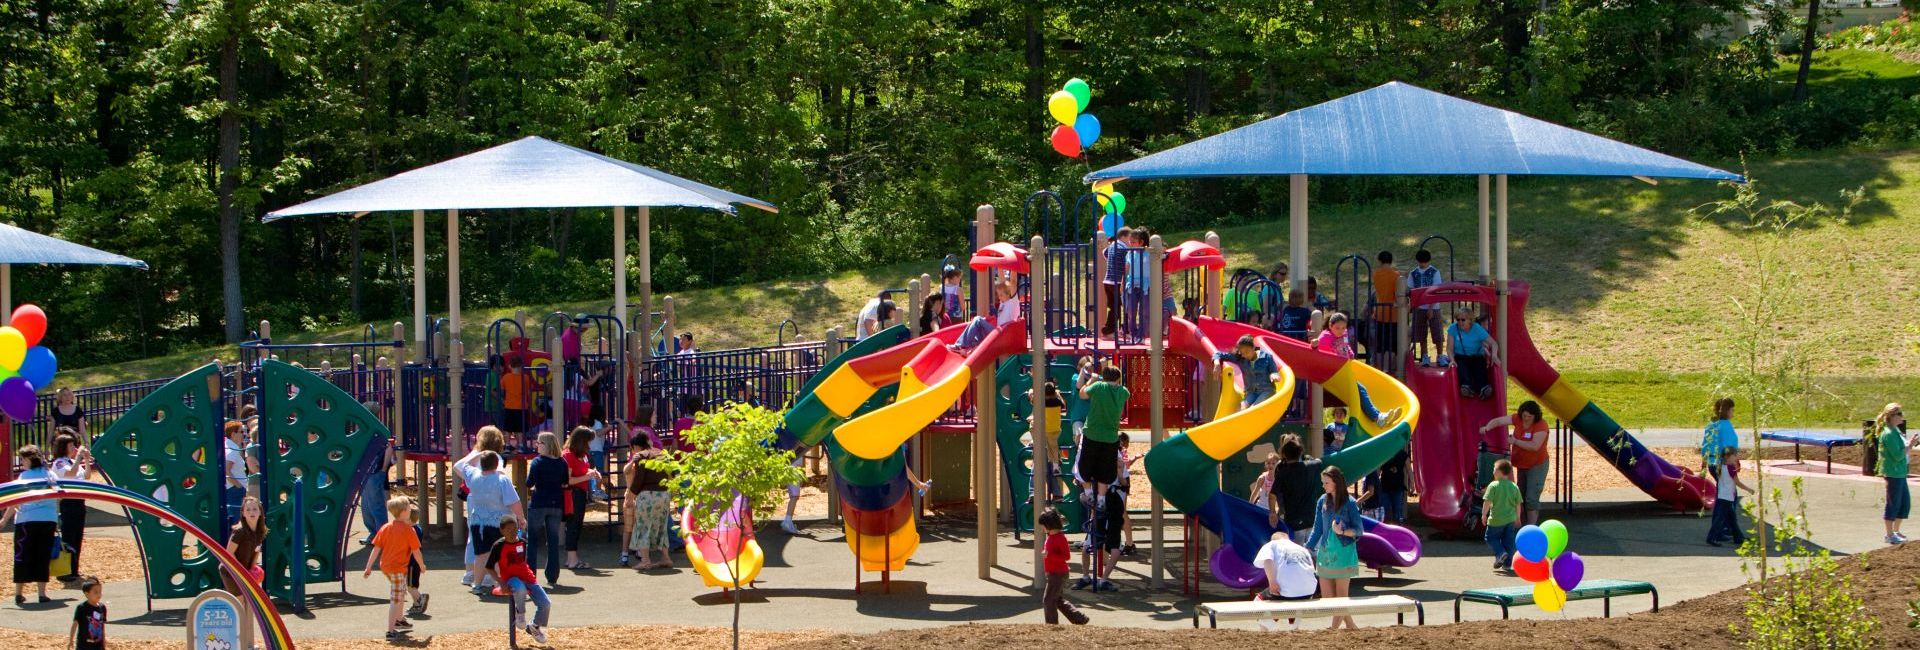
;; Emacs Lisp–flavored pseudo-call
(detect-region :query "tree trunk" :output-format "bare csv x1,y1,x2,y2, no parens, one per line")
1791,0,1822,102
217,7,245,343
1024,7,1045,139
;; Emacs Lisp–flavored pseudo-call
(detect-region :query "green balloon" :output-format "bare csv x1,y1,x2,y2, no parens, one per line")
1109,191,1127,215
1064,78,1092,113
1542,519,1569,559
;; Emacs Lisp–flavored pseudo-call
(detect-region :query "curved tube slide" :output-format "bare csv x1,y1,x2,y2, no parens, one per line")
682,496,766,589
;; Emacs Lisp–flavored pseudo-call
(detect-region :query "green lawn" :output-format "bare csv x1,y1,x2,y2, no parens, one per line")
1772,48,1920,92
65,53,1920,428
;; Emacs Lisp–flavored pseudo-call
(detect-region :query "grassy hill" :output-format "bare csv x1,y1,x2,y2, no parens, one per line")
67,52,1920,429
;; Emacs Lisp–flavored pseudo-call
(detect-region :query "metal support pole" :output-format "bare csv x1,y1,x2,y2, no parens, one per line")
974,205,997,579
413,209,427,363
1027,236,1048,589
1093,231,1108,340
449,339,466,534
614,206,627,331
1496,175,1510,369
447,209,461,346
549,328,565,436
1148,235,1167,589
1478,175,1492,285
1293,175,1324,458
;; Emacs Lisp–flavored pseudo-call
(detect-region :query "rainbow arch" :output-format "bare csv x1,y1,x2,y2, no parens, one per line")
0,478,296,650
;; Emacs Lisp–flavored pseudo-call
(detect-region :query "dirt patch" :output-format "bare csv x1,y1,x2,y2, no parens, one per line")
0,535,142,598
0,624,847,649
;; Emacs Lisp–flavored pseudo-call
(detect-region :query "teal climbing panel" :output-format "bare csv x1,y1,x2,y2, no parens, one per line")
257,359,388,600
90,364,226,599
994,356,1088,535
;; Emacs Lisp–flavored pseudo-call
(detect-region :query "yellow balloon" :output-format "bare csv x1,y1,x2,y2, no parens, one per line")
0,326,24,371
1533,581,1567,612
1048,91,1079,126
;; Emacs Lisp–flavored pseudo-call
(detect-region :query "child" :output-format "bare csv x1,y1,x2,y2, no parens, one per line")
1116,431,1141,556
1322,407,1349,456
1377,448,1410,524
1277,290,1314,341
70,576,106,650
918,294,944,336
1248,452,1280,503
1038,509,1089,625
949,272,1020,353
1101,227,1132,337
500,355,529,438
1407,249,1444,361
1213,335,1281,408
224,496,268,596
486,515,550,643
1076,361,1128,514
1253,532,1316,602
1123,229,1151,337
941,265,965,323
1313,313,1400,428
1706,447,1754,546
854,292,895,340
1482,459,1522,570
364,497,428,641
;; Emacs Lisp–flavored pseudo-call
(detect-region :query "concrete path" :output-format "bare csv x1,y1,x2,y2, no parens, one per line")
3,466,1896,640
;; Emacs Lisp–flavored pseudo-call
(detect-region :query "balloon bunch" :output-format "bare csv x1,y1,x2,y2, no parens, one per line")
0,305,55,421
1513,519,1583,612
1047,78,1100,158
1093,181,1127,237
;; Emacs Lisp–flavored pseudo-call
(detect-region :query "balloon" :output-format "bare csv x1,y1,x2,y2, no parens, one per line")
1513,555,1551,583
10,305,46,347
1542,519,1569,559
0,326,24,371
1515,525,1548,563
1074,113,1101,148
1533,581,1567,612
0,377,34,421
1100,212,1124,238
1048,91,1080,126
1050,125,1082,158
1552,551,1585,592
18,346,55,390
1063,78,1092,112
1109,191,1127,215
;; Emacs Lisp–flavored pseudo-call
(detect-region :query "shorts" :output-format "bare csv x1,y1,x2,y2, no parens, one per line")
386,572,409,601
469,524,503,562
1097,489,1127,551
1518,462,1549,511
1079,438,1119,485
501,409,527,434
1888,477,1911,521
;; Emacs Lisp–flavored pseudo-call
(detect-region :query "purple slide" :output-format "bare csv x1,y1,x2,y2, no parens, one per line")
1357,516,1421,569
1210,544,1268,590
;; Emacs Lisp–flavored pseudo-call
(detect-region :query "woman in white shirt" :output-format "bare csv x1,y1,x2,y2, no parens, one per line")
855,293,897,340
49,430,92,582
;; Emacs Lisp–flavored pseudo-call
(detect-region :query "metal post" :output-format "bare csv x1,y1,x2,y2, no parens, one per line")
549,328,565,436
663,297,677,351
447,209,462,348
974,205,997,579
1148,235,1167,589
614,206,628,331
449,339,466,534
1093,231,1108,340
1496,175,1510,369
1478,175,1492,285
636,207,653,392
1293,175,1324,458
1027,236,1048,590
413,209,427,363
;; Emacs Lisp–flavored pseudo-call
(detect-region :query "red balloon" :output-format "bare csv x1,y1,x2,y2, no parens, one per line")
1050,125,1082,158
10,305,44,347
1514,556,1551,583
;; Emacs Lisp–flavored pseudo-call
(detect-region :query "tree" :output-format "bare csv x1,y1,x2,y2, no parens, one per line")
644,402,801,650
1792,0,1827,102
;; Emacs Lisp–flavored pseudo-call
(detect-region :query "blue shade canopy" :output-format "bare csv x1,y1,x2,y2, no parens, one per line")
0,223,147,269
1086,82,1742,183
265,136,777,221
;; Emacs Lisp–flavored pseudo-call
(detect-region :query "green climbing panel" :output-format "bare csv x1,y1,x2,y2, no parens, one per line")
258,359,388,600
91,364,226,599
994,356,1087,535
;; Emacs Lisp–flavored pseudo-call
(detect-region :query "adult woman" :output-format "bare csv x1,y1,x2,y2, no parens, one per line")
1481,400,1550,525
50,388,85,440
560,427,601,570
1701,398,1739,472
454,431,524,595
623,433,673,570
2,446,58,605
456,426,508,587
49,430,92,582
525,431,571,586
1306,465,1364,629
1446,307,1497,400
1876,403,1912,545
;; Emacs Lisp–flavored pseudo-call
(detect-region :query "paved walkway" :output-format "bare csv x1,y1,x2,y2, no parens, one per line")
3,465,1895,640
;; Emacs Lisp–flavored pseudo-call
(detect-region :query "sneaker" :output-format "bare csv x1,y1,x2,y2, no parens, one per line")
1493,555,1504,569
408,593,429,616
619,552,631,567
470,585,487,596
1375,406,1402,427
1120,543,1136,557
460,572,473,587
1095,579,1117,592
527,625,547,643
781,519,801,535
393,618,413,629
1479,386,1493,400
1459,386,1472,399
386,630,406,641
592,488,610,501
1890,534,1901,546
1071,576,1093,590
1896,532,1909,543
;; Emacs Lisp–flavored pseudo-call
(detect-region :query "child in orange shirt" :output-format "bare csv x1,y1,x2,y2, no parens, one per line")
364,497,428,641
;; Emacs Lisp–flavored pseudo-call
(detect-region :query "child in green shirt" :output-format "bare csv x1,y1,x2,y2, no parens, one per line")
1482,459,1522,571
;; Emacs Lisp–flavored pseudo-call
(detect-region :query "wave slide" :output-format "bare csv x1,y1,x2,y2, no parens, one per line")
1405,288,1514,535
780,243,1033,574
682,495,765,589
1407,281,1712,528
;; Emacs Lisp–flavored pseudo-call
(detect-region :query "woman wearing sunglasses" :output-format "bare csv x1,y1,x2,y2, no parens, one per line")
1446,307,1498,400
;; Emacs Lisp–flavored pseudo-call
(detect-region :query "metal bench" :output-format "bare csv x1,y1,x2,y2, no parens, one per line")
1761,430,1858,474
1453,578,1657,621
1193,595,1426,628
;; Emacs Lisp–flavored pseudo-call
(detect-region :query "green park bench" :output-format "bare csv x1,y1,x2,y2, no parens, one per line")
1453,579,1658,621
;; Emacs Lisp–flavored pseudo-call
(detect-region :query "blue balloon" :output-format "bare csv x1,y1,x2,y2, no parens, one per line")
1075,113,1101,148
18,346,54,390
1101,211,1124,238
1515,525,1548,563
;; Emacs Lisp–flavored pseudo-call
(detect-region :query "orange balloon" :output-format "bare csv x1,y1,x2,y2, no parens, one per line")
10,304,45,347
1514,556,1551,583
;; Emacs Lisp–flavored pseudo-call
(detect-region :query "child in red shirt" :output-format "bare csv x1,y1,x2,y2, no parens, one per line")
486,516,552,643
1039,509,1089,625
